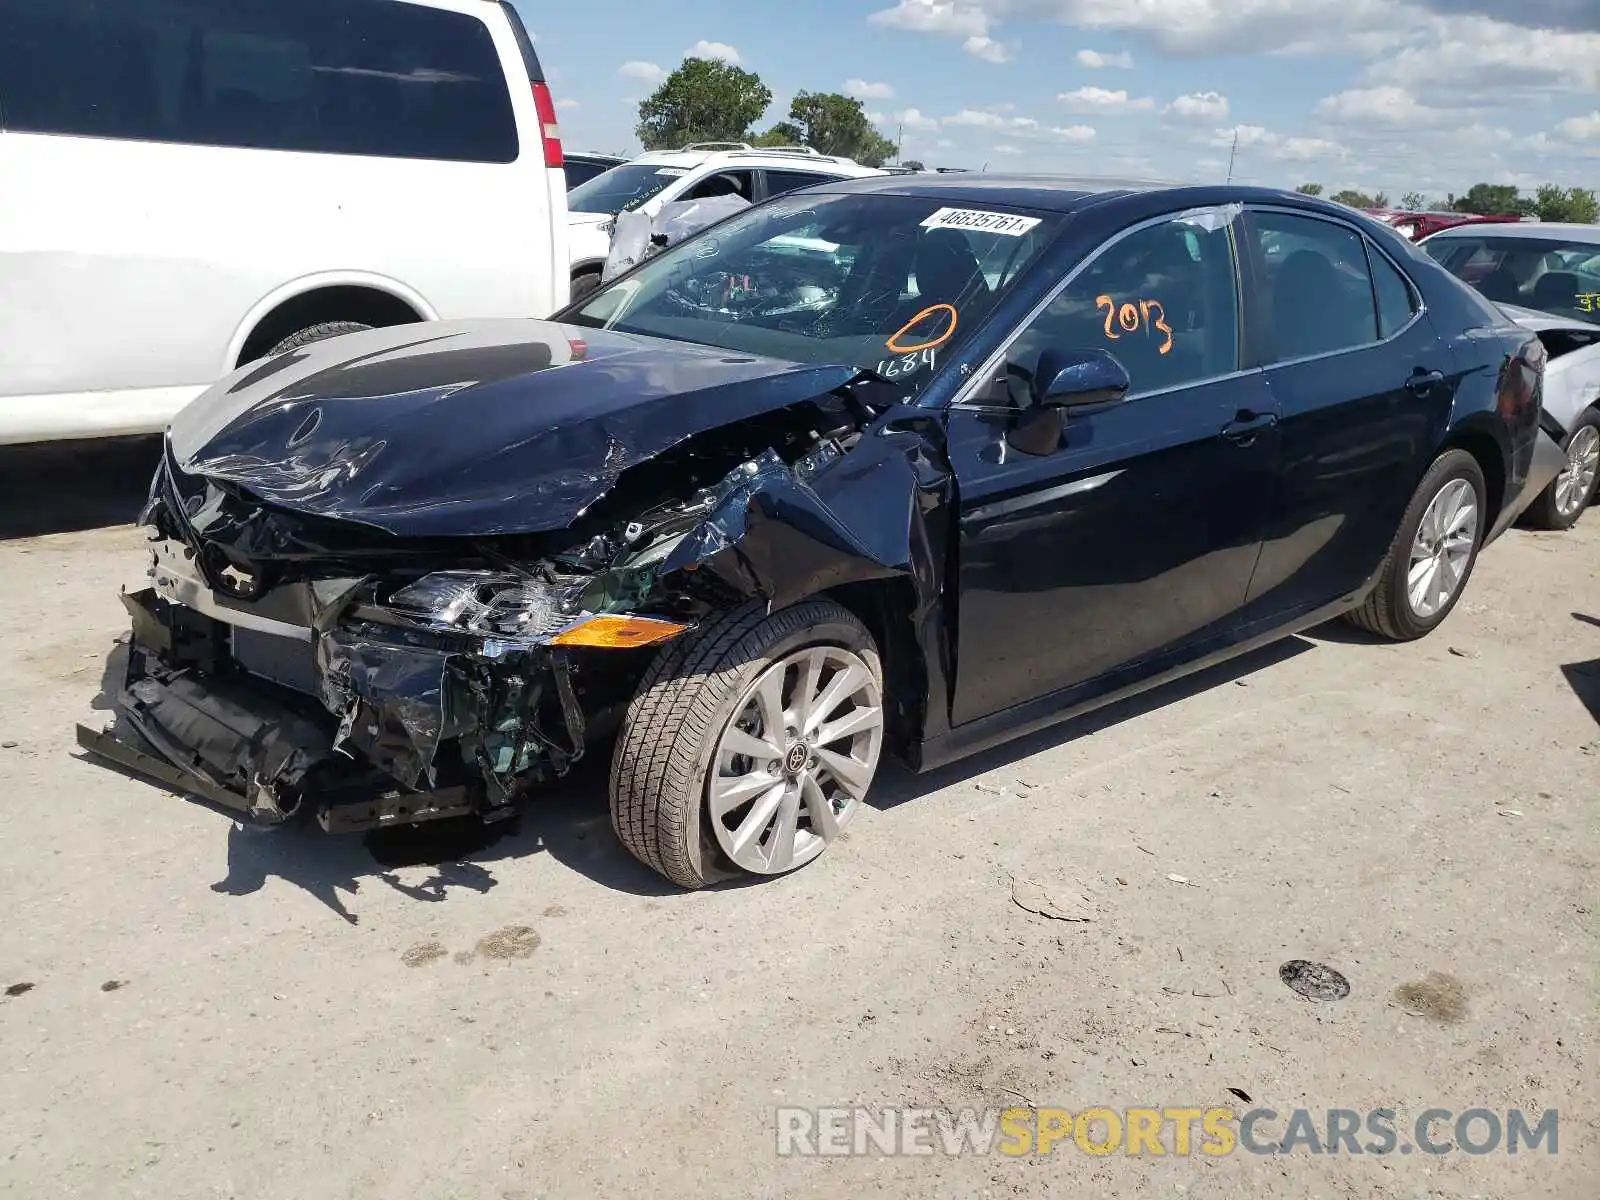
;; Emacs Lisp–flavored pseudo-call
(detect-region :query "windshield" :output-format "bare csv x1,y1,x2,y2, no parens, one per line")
566,192,1062,396
568,162,688,214
1424,234,1600,323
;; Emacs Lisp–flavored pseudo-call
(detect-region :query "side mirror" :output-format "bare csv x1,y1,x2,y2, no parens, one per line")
1033,347,1131,413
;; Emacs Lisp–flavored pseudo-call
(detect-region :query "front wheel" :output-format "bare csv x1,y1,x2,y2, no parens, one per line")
1524,411,1599,531
610,599,886,889
1345,449,1487,641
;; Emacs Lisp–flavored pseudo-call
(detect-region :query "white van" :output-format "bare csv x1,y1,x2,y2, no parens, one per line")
0,0,570,445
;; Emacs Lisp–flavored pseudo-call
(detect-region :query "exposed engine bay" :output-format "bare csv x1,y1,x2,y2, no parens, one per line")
78,385,909,835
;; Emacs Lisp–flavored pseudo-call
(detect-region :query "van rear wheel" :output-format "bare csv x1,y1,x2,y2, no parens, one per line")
267,321,372,356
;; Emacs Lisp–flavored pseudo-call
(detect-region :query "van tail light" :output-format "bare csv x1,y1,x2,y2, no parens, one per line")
531,82,564,168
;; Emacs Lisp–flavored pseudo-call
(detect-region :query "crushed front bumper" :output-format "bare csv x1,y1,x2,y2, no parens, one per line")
77,588,482,833
75,566,588,838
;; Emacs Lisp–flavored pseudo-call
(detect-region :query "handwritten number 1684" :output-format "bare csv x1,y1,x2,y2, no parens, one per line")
1095,294,1174,356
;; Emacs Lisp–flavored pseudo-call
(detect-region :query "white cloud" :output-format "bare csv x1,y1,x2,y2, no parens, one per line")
963,35,1015,62
1076,48,1135,69
685,40,742,64
994,143,1023,155
844,78,896,100
868,0,990,38
1316,85,1443,124
946,108,1039,131
1211,123,1350,162
896,107,942,132
618,60,667,85
555,98,579,111
1166,91,1230,120
1050,124,1099,142
1555,111,1600,141
866,110,888,125
1057,86,1156,115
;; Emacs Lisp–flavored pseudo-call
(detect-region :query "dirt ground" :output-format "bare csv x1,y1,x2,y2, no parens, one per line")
1,440,1596,1199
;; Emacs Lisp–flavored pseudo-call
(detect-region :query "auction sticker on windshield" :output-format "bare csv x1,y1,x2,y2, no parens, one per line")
921,208,1041,237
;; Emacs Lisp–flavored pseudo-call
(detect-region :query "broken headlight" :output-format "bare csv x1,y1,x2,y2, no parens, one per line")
384,572,569,638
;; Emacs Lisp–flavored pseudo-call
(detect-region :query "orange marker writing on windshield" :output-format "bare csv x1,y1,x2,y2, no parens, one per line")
886,304,959,354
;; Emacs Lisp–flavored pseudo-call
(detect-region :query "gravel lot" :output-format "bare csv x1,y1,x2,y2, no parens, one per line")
1,440,1596,1199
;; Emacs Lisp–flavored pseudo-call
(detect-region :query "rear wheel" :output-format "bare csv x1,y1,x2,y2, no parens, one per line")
1525,411,1599,531
610,599,885,889
1346,449,1486,641
266,320,372,357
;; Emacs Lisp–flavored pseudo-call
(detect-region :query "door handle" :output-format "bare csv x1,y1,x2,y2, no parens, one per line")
1220,410,1278,445
1406,368,1446,394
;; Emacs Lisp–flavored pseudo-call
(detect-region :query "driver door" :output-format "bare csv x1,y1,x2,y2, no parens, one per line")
946,208,1279,726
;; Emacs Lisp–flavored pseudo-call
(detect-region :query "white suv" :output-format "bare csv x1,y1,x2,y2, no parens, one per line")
0,0,570,445
565,143,885,299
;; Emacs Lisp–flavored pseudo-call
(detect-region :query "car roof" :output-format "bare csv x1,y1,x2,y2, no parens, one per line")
1425,222,1600,244
794,174,1374,218
631,145,882,175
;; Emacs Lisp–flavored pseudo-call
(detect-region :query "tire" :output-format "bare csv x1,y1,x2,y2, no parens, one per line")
266,320,372,357
1523,410,1600,531
610,599,885,890
1346,449,1487,641
570,271,603,303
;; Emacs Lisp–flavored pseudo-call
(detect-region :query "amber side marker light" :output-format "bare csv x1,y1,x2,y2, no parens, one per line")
548,614,689,649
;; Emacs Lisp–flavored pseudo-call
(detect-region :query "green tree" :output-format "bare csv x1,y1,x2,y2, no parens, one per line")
901,160,926,171
1448,183,1535,217
1534,184,1599,224
635,57,773,151
1329,189,1383,209
751,122,804,147
1400,191,1427,211
780,91,898,167
1295,183,1323,196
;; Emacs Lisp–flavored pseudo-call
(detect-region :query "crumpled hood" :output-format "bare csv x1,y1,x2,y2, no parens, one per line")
169,318,861,538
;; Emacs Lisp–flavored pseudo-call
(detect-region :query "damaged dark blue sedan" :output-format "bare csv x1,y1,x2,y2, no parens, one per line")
80,177,1568,888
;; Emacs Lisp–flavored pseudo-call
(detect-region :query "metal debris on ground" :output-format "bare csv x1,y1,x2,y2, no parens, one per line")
1278,959,1351,1002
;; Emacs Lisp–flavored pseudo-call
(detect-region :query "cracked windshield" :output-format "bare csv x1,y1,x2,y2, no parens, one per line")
570,193,1060,393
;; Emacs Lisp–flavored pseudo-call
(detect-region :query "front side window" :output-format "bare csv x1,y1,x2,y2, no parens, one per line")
0,0,518,162
569,193,1062,397
999,210,1241,403
684,170,756,202
1253,212,1379,361
1423,234,1600,322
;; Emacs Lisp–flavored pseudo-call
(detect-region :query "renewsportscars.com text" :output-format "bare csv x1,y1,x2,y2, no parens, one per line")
775,1106,1559,1157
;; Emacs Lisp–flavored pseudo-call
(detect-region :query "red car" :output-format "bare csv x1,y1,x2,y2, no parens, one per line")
1366,209,1525,241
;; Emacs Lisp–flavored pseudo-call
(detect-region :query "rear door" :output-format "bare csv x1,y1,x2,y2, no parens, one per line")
1240,207,1455,619
946,206,1279,725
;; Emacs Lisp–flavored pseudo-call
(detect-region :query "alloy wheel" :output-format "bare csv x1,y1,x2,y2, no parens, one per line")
1554,425,1600,519
1406,477,1479,620
706,645,884,875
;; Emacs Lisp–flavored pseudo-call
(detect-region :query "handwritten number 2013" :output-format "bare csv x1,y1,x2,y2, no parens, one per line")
1095,295,1174,356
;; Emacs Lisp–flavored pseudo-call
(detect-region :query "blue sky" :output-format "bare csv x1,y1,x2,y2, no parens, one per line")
517,0,1600,201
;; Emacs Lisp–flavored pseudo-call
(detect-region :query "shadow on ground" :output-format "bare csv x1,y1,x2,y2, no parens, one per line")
1561,614,1600,727
0,436,162,539
76,630,1320,920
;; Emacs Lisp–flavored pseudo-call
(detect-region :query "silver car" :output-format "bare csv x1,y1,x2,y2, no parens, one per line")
1422,222,1600,529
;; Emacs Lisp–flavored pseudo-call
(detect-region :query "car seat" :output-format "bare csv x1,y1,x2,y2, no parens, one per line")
1475,267,1522,304
1272,250,1370,359
1531,271,1581,314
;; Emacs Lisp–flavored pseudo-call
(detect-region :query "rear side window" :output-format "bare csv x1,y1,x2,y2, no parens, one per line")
1369,246,1419,338
1252,212,1379,361
764,170,841,197
0,0,519,163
